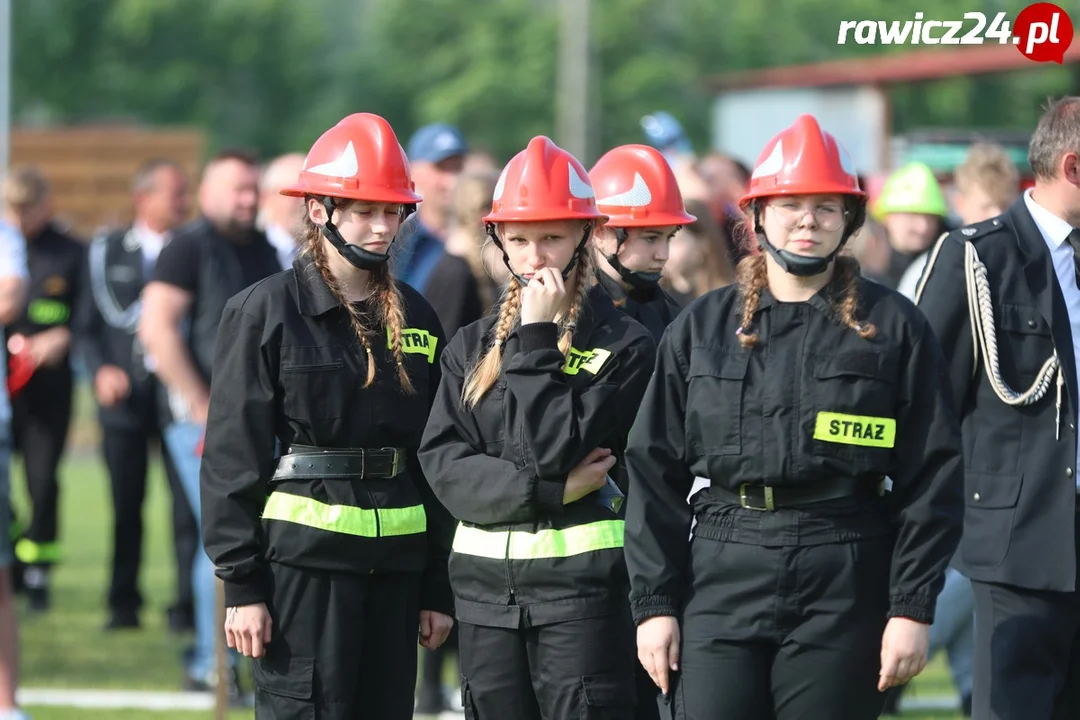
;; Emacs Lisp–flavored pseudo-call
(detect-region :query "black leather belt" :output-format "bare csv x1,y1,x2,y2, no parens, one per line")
271,445,405,482
711,477,885,512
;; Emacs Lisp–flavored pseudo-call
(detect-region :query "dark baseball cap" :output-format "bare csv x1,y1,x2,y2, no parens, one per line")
407,123,469,164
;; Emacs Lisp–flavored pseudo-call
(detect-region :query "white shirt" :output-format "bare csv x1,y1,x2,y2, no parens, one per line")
131,222,168,278
265,223,298,272
0,222,29,426
897,251,929,301
1023,188,1080,489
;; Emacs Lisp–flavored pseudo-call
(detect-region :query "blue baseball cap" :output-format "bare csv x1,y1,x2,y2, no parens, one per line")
407,123,469,164
641,111,692,154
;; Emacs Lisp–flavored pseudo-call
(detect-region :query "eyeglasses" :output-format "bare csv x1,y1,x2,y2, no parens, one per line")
766,201,848,232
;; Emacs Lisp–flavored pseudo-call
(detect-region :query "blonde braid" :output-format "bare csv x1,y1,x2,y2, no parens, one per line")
462,281,522,408
558,246,594,356
735,253,768,349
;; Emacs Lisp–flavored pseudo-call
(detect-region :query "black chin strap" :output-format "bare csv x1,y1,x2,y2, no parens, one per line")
486,222,593,287
318,197,415,271
605,227,665,290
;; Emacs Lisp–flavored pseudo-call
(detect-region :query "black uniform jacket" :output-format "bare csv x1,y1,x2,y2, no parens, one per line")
596,269,682,344
74,227,160,429
200,254,455,615
9,221,84,353
917,200,1080,592
624,275,964,625
418,283,656,629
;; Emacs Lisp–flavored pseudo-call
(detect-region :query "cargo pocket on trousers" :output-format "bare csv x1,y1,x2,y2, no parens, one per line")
252,654,315,720
580,673,635,719
460,678,479,720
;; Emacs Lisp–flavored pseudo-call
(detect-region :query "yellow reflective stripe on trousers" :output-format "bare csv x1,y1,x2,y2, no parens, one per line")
261,492,426,537
452,519,624,560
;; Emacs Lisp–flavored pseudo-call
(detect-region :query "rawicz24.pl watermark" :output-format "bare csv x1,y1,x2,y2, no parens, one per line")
837,2,1074,63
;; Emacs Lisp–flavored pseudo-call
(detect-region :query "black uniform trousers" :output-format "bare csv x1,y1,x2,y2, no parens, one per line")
253,563,421,720
11,364,73,568
458,609,637,720
970,506,1080,720
670,528,892,720
102,424,196,614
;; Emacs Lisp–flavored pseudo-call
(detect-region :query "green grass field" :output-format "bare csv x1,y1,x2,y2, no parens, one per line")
7,384,966,718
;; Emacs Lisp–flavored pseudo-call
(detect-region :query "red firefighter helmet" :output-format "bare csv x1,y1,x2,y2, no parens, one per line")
738,114,866,210
589,144,697,227
483,136,606,224
281,113,422,205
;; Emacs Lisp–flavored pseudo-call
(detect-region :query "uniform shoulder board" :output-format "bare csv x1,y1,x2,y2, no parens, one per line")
952,216,1005,243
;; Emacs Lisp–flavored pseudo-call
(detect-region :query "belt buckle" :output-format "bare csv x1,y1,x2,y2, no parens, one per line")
740,483,776,511
381,447,400,477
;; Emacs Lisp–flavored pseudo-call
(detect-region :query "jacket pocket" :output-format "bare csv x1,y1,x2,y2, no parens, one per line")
580,672,636,719
686,352,749,456
252,654,315,719
961,472,1023,569
808,350,899,468
281,346,356,420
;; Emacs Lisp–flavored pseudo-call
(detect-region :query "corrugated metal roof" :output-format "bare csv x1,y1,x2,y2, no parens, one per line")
705,35,1080,91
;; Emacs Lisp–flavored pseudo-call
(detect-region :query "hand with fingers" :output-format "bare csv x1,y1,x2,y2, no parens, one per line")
520,267,567,325
225,602,273,659
564,448,616,504
638,615,681,698
878,616,930,692
419,610,454,650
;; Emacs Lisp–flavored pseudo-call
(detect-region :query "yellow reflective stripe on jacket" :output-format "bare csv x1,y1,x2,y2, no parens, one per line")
452,519,624,560
262,492,427,537
15,538,61,564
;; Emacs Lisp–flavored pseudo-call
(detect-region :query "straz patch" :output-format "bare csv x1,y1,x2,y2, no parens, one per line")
388,327,437,364
563,347,612,376
27,299,70,326
813,412,896,448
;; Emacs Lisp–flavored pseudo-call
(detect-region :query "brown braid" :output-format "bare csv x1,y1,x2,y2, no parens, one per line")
735,253,768,349
299,206,415,391
462,225,595,407
833,255,876,340
373,269,416,393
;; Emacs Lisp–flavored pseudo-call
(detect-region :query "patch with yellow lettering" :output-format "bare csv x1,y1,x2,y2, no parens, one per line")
387,327,437,363
813,412,896,448
563,347,612,376
27,299,70,326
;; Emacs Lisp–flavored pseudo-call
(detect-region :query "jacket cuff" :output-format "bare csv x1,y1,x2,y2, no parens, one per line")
888,593,934,624
516,322,560,354
534,476,566,513
419,574,455,617
630,595,679,625
223,571,271,608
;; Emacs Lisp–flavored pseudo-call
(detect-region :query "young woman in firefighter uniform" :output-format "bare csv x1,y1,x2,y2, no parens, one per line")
588,144,696,343
623,114,965,720
418,135,657,720
199,113,455,719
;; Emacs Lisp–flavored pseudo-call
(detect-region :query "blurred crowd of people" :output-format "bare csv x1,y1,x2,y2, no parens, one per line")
0,111,1026,715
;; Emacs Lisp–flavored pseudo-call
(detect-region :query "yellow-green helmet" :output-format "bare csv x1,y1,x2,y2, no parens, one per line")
872,162,948,219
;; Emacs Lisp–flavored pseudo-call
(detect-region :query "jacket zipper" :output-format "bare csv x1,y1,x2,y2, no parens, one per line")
504,531,515,604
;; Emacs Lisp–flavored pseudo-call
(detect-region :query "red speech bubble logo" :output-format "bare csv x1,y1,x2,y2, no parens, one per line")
1014,3,1074,63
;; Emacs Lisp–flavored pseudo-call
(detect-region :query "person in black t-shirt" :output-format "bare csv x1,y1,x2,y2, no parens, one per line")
139,149,279,699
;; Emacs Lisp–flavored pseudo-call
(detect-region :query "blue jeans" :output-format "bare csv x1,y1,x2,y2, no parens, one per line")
163,420,234,682
930,568,975,701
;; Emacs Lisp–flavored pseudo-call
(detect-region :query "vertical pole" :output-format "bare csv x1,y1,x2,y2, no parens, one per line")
215,580,227,719
556,0,590,162
0,0,11,174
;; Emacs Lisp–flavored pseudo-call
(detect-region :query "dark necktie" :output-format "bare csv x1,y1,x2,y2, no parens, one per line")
1067,229,1080,289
